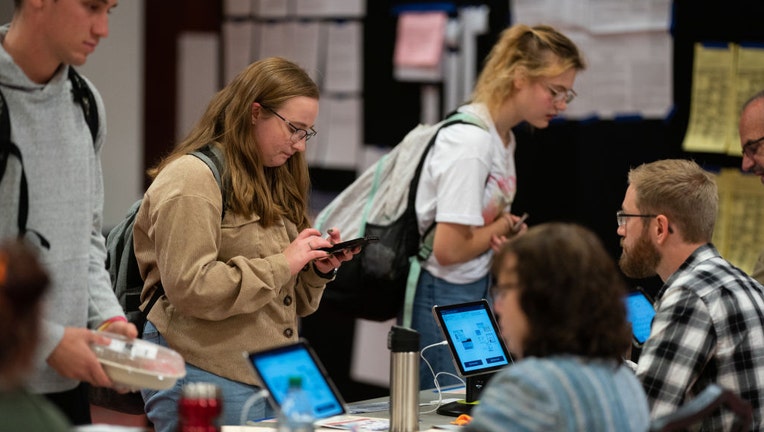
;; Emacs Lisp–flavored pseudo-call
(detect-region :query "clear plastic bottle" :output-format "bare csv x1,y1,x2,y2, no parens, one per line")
277,376,315,432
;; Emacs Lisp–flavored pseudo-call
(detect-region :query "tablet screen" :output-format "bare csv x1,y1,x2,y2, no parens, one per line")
247,339,347,420
432,299,511,377
625,290,656,346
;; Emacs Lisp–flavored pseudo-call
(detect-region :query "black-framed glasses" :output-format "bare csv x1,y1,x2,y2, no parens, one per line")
490,282,519,302
616,211,658,227
742,135,764,159
546,84,577,104
260,104,317,143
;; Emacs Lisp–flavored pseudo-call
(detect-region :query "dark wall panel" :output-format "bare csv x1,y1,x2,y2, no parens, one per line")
144,0,221,189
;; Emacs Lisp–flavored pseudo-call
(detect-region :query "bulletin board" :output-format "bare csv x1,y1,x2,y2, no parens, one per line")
360,0,764,296
307,0,764,401
713,169,764,275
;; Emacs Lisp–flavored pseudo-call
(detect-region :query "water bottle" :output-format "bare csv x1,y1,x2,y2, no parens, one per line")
277,376,315,432
177,382,223,432
388,326,420,432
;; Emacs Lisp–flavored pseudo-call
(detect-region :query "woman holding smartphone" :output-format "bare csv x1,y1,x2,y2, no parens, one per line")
133,57,358,431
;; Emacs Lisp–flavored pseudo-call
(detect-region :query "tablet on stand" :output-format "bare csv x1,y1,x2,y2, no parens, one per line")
431,299,512,417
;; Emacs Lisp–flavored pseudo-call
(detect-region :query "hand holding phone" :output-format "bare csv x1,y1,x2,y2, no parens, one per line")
510,212,529,234
319,235,379,254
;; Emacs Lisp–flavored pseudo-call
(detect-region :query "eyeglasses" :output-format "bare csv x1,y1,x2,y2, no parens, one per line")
260,105,317,143
546,84,577,104
742,135,764,159
490,282,518,302
616,211,658,227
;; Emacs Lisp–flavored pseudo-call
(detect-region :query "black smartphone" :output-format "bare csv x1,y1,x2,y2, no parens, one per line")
319,235,380,254
625,288,656,347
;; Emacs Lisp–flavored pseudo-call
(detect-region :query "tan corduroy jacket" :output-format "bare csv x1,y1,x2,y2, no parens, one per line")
133,154,332,385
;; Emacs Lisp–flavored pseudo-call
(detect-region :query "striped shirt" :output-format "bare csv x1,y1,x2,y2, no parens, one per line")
466,356,650,432
636,243,764,431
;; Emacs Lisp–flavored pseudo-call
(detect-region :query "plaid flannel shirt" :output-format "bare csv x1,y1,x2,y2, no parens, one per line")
636,243,764,431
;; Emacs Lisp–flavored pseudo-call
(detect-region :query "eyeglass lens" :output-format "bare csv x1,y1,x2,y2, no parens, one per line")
261,105,316,143
743,136,764,158
547,85,576,104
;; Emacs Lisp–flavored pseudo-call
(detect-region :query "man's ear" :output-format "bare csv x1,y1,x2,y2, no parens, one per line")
653,214,673,243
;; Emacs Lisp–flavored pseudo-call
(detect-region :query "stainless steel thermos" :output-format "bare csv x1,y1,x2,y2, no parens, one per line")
388,326,420,432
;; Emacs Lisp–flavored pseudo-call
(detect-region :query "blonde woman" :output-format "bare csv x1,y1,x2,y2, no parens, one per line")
412,24,586,389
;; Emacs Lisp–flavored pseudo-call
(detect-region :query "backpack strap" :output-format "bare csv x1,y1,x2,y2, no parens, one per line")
68,67,99,144
406,111,487,244
0,90,50,248
0,91,9,180
143,284,166,326
401,110,488,328
356,153,389,237
190,144,227,219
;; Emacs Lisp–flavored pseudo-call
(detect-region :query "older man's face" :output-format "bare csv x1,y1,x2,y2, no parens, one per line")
739,98,764,185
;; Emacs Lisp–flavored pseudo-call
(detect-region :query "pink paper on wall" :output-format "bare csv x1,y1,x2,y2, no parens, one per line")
393,11,447,68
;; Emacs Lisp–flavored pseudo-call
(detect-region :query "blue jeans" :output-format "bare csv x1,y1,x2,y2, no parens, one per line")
410,269,491,390
141,321,275,431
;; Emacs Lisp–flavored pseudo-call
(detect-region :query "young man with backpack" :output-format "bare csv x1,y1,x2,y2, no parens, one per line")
0,0,136,425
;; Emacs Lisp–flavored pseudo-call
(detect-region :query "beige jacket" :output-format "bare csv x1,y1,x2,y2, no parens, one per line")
133,154,329,385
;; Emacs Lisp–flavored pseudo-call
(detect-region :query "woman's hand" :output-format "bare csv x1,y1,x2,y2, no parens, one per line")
284,228,333,274
283,228,358,275
312,228,359,274
490,212,528,253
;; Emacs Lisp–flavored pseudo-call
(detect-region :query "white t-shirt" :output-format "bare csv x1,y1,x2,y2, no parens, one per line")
415,103,516,284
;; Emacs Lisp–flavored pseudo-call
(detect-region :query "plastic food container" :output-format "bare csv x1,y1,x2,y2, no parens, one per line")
90,331,186,391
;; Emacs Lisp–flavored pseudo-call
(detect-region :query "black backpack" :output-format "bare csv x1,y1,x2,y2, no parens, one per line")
0,67,99,249
313,112,487,324
90,145,226,414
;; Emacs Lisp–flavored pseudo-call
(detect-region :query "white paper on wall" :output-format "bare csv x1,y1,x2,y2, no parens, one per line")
223,0,252,17
323,21,362,94
288,20,324,85
294,0,365,18
255,21,293,61
251,0,290,18
311,96,362,170
512,0,673,120
223,20,255,85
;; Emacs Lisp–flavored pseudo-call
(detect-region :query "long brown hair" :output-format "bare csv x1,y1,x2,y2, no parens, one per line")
0,239,50,387
148,57,320,229
492,223,631,362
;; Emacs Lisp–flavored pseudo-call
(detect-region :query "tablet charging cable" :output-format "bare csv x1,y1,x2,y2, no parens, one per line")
420,340,466,414
239,388,270,426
